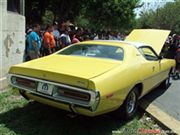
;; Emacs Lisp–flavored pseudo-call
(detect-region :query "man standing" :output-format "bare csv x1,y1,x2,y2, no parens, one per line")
43,25,56,56
60,28,71,48
174,36,180,79
27,24,41,60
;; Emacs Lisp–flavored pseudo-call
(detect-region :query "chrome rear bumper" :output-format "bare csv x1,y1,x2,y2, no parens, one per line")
8,74,100,112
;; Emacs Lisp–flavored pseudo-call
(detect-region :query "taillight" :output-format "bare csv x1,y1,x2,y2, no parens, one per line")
57,87,90,101
13,77,36,89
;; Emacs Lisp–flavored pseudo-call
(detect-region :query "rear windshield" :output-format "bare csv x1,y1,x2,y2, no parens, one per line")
58,44,124,61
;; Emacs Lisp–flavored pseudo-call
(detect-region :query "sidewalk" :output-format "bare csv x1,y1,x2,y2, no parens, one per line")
0,77,8,90
140,79,180,134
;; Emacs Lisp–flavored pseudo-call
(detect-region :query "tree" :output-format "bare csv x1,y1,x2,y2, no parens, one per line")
25,0,86,25
136,1,180,33
78,0,139,31
25,0,140,31
25,0,48,24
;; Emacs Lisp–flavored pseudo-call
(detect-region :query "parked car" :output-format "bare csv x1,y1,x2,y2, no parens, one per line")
8,29,176,119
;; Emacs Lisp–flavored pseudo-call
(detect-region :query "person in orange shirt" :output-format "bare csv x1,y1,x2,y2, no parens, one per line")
42,25,56,56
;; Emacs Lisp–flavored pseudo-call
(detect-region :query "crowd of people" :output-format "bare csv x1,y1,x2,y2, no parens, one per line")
25,21,126,61
163,34,180,79
25,21,180,78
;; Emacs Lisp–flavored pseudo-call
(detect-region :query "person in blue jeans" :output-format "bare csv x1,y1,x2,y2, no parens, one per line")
27,24,42,60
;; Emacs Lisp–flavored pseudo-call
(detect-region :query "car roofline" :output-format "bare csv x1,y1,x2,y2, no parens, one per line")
82,40,150,48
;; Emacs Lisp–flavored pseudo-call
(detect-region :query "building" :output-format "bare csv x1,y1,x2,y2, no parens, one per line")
0,0,25,90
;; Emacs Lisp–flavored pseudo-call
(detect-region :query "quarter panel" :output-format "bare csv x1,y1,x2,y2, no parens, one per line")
90,57,143,113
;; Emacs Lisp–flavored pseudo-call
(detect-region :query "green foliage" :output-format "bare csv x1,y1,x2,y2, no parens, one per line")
0,89,162,135
82,0,139,31
25,0,85,24
136,1,180,34
42,10,54,25
74,15,89,28
25,0,140,31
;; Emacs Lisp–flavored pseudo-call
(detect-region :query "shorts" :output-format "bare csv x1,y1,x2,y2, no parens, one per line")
27,50,39,60
42,48,55,56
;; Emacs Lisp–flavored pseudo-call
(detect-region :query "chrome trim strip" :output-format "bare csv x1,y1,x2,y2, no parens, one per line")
126,68,170,99
142,68,169,82
8,74,99,108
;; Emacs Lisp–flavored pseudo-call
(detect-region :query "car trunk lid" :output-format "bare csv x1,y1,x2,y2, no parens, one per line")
9,55,121,88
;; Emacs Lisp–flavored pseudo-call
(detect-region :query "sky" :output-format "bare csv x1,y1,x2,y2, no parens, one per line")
135,0,174,17
141,0,173,2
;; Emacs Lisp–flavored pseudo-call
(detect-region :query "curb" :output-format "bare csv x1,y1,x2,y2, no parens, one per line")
140,99,180,135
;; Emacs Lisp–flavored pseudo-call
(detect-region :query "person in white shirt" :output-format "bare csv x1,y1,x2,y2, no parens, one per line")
60,28,71,48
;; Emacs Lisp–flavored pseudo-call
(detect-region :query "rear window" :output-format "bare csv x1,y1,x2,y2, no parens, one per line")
58,44,124,61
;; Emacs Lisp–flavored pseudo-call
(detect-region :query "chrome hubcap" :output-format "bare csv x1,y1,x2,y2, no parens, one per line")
126,92,136,114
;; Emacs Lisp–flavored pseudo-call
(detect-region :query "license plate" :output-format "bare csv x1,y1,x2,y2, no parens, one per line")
37,82,54,95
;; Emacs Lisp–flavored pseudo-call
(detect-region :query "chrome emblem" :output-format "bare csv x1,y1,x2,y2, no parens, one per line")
42,83,48,91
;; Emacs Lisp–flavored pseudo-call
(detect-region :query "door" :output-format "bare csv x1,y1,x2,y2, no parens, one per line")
139,46,161,94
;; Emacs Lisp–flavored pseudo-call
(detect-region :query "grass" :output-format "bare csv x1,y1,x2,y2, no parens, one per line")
0,88,163,135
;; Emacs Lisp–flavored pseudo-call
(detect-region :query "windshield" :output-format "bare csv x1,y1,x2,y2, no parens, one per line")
58,44,124,61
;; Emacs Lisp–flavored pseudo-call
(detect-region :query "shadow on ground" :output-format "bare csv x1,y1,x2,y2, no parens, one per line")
140,82,171,109
0,101,144,135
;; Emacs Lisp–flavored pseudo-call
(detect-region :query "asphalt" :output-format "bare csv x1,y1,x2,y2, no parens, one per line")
140,77,180,134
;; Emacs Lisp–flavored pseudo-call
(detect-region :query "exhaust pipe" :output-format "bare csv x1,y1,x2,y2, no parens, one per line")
69,104,78,114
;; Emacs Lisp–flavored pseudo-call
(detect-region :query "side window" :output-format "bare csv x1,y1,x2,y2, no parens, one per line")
139,47,159,61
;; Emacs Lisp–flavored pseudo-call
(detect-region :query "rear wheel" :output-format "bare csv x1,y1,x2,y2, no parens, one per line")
113,87,139,120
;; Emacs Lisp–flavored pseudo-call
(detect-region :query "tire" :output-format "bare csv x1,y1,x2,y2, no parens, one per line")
113,87,139,120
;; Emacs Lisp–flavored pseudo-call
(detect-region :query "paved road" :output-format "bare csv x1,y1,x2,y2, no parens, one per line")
142,78,180,121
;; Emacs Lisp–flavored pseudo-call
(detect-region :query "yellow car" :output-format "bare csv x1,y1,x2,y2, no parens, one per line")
8,29,175,119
